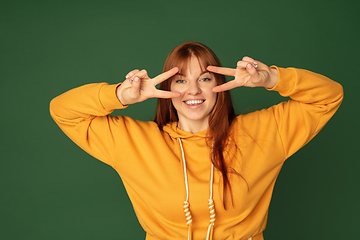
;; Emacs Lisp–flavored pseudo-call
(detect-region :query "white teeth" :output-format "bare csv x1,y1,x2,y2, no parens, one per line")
185,100,204,105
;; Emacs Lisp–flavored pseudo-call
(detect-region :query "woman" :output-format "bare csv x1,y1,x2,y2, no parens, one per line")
50,42,343,240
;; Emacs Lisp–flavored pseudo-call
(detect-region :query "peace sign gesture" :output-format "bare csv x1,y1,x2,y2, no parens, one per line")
117,67,180,105
207,57,278,92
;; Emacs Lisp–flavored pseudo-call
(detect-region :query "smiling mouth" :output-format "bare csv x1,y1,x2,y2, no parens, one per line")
184,100,205,105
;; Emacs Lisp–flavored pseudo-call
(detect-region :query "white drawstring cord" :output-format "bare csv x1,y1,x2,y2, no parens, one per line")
178,138,253,240
179,139,190,202
178,138,216,240
206,162,215,240
178,139,192,240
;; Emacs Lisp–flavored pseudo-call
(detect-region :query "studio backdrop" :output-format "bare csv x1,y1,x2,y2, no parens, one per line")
1,0,359,239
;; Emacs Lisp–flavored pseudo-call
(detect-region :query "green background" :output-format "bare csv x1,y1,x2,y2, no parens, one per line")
1,0,359,239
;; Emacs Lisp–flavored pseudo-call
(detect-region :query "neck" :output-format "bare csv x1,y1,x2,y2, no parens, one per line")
177,119,209,134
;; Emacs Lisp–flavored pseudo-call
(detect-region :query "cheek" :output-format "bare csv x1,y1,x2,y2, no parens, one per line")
170,82,174,90
210,92,217,106
171,86,186,100
204,86,217,102
210,82,218,103
170,84,182,98
171,92,183,109
171,83,185,94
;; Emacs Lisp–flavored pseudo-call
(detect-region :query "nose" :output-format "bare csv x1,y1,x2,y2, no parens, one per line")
186,81,201,95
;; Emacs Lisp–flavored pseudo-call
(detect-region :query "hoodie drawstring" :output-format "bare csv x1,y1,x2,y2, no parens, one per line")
178,138,253,240
179,138,193,240
178,138,215,240
206,163,215,240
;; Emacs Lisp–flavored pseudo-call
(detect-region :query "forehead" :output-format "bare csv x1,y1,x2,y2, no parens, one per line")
177,55,207,76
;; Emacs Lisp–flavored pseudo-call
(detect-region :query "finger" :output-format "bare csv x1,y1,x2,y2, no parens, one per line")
153,67,179,85
243,57,266,69
246,63,258,76
153,89,181,99
252,60,267,69
212,80,239,92
236,61,250,69
132,69,149,79
125,69,140,79
129,76,141,97
207,66,236,76
242,57,262,69
235,63,257,86
242,56,255,63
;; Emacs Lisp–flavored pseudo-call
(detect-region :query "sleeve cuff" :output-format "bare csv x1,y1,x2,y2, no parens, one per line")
99,83,128,111
267,66,297,97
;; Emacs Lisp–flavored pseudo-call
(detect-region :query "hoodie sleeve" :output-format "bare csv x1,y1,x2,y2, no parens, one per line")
238,67,344,160
49,83,150,167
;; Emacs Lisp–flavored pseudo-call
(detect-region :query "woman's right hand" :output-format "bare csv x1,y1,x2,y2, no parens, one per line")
116,67,180,105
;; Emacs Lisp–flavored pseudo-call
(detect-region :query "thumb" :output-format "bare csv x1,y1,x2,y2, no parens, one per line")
246,62,258,75
129,77,141,98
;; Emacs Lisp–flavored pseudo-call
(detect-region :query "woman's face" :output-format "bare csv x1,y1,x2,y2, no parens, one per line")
170,55,217,132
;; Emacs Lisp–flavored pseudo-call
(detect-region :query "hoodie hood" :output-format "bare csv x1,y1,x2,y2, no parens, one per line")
162,122,209,139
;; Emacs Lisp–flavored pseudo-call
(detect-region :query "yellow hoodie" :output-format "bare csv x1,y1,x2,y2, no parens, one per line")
50,67,343,240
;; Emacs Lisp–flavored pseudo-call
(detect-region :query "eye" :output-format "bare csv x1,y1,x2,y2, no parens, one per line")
200,77,211,82
175,79,186,84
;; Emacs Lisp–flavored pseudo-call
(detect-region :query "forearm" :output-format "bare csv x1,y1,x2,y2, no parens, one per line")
50,83,125,126
269,67,343,108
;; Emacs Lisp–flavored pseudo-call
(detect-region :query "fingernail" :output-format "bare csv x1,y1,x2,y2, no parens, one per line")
125,74,129,79
134,77,139,82
247,63,253,69
253,62,258,68
129,79,133,83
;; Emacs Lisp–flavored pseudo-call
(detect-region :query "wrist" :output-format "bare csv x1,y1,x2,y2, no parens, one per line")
265,67,279,89
116,84,128,106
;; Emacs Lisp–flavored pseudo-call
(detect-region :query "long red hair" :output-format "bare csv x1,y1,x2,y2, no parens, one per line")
154,42,238,208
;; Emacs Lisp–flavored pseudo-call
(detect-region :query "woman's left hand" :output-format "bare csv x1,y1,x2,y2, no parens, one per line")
207,56,278,92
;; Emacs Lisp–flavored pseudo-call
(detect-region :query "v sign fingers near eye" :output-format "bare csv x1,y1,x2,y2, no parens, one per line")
153,67,179,85
207,66,236,77
212,80,240,92
153,89,181,99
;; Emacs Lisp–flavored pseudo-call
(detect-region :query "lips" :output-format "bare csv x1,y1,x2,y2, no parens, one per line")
184,99,205,105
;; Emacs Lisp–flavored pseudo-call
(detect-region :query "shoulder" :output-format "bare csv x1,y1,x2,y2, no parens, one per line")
230,107,282,143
